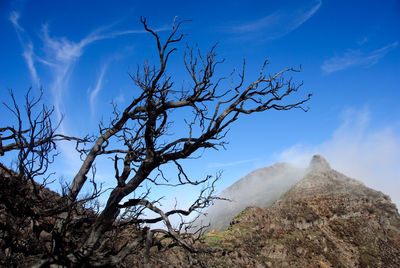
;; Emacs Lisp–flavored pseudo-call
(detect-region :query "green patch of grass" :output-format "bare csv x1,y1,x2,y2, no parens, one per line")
202,231,234,249
203,234,225,241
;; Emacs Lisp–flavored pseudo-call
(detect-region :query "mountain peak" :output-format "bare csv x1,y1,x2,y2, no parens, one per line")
308,154,330,171
216,159,400,267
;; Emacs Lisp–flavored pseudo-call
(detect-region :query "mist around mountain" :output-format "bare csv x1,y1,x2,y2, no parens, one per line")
195,154,399,234
194,154,336,231
172,155,400,267
193,162,307,231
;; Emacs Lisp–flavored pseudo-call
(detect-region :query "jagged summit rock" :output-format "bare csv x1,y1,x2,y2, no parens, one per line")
191,155,400,267
308,154,331,171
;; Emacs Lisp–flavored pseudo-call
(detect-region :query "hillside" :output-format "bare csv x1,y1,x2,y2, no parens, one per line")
184,155,400,267
1,156,400,267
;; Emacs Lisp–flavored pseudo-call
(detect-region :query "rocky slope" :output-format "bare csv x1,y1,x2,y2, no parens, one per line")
1,155,399,267
187,155,400,267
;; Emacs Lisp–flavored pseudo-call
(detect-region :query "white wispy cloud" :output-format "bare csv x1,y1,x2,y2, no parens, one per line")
41,24,90,121
208,158,259,168
9,11,23,31
322,42,398,73
32,25,116,170
229,0,321,39
40,24,169,121
277,108,400,208
9,11,40,88
22,42,40,88
357,36,369,46
114,92,125,104
10,11,167,171
39,24,157,122
10,11,164,122
89,62,109,115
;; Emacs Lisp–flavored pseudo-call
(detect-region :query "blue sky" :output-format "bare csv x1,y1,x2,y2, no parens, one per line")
1,0,400,210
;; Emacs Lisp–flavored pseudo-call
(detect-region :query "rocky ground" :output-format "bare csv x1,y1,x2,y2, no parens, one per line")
1,156,400,267
177,155,400,267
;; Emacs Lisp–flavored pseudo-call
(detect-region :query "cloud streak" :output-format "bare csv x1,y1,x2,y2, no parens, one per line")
208,158,259,168
229,0,321,39
277,108,400,209
9,11,167,171
9,11,40,88
322,42,398,73
38,23,161,122
10,11,165,123
89,62,109,115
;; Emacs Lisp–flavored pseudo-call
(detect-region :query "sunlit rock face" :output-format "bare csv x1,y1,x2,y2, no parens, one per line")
186,155,400,267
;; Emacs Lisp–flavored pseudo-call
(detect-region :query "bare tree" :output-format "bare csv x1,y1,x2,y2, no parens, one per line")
0,89,96,267
1,17,311,266
0,88,91,190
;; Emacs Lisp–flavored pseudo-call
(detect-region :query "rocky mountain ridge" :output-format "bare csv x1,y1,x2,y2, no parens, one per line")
183,155,400,267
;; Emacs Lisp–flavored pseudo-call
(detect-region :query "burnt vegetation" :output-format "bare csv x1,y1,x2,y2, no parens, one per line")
0,17,310,267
